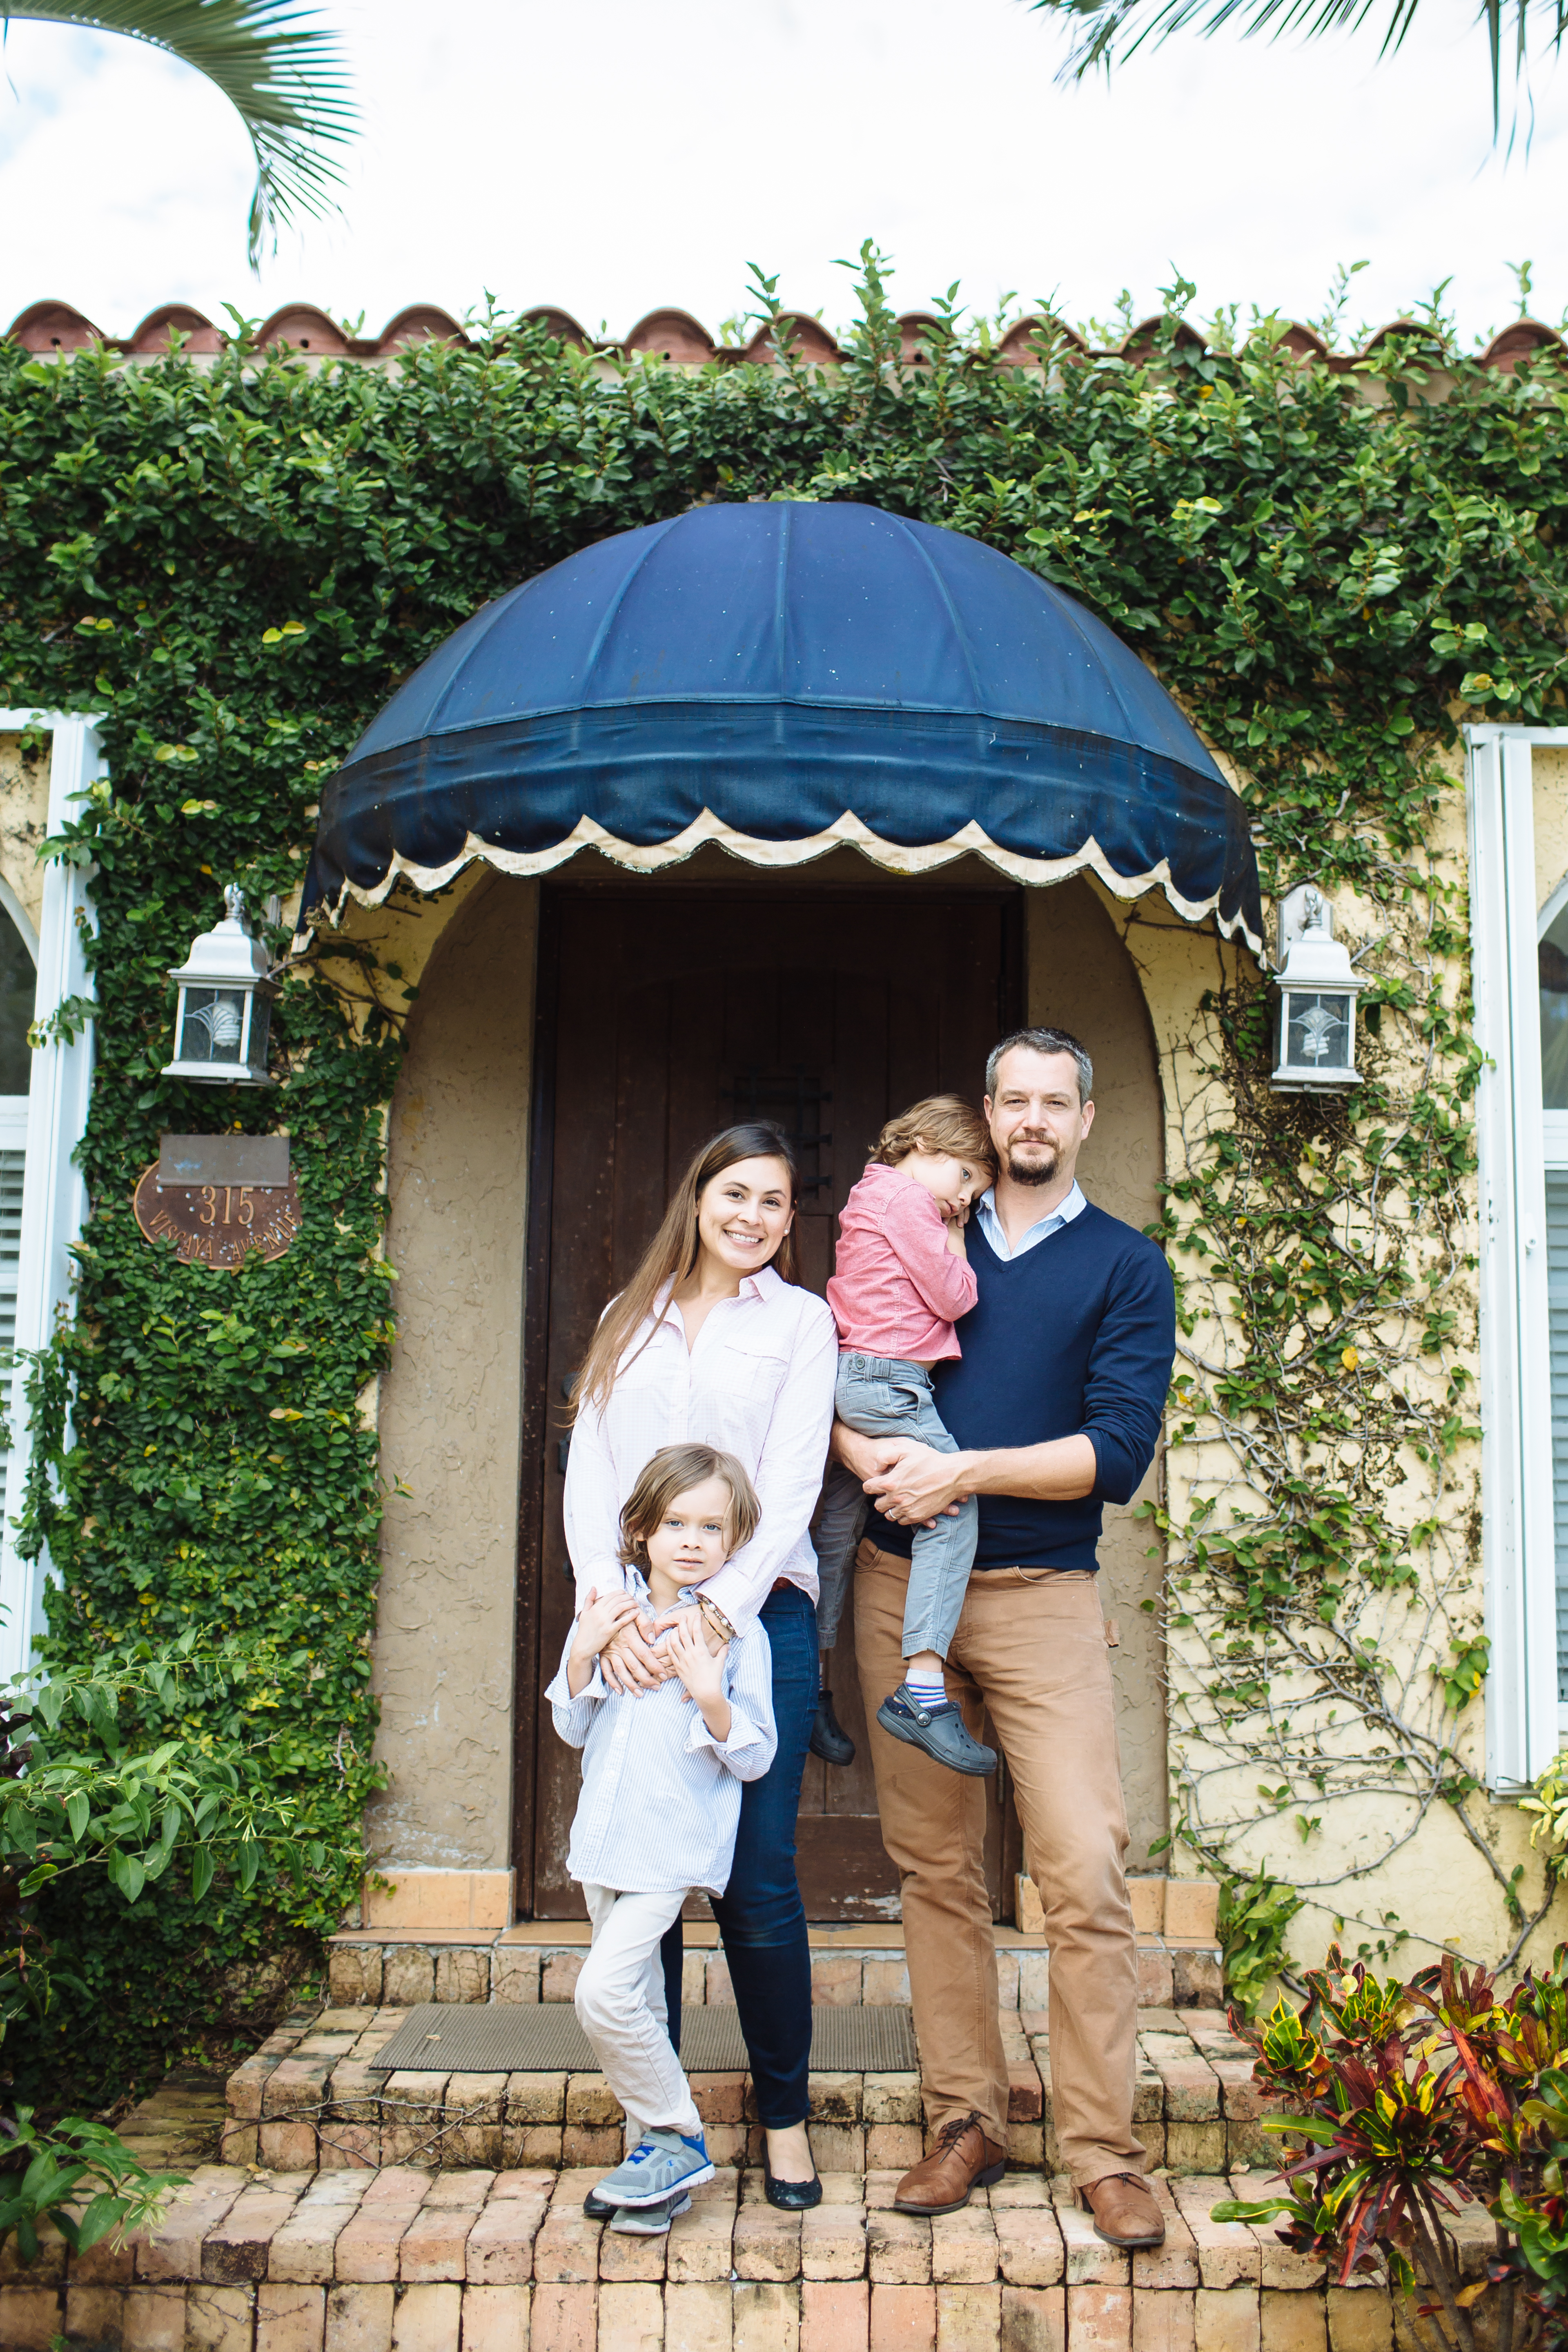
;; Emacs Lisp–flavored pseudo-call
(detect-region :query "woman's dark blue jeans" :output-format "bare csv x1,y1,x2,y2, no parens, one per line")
659,1582,818,2128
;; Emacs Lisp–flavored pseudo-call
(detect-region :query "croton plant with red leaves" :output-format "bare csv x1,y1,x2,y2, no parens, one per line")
1215,1946,1568,2352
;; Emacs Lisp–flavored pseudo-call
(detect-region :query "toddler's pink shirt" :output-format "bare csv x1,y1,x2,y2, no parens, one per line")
825,1161,978,1363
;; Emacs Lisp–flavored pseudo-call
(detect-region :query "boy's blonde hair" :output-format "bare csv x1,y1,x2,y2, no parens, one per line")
869,1094,996,1176
618,1443,761,1572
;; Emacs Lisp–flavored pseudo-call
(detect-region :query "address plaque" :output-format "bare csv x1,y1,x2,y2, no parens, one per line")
132,1162,302,1268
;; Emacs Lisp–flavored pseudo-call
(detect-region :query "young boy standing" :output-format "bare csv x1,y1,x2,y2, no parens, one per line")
547,1442,777,2231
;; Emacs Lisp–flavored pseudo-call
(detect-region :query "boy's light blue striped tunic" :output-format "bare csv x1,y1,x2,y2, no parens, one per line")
547,1586,777,1898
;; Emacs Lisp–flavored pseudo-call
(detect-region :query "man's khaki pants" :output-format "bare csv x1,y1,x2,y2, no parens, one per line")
855,1539,1144,2188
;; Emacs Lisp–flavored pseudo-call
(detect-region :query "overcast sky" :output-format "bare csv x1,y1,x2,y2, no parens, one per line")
1,0,1565,351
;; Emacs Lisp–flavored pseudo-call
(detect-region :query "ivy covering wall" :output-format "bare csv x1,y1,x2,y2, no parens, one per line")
2,256,1566,2104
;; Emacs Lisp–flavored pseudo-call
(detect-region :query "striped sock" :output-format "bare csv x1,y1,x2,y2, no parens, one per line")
905,1675,949,1709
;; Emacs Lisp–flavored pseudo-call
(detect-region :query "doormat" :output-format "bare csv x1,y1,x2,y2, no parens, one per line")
368,2002,917,2076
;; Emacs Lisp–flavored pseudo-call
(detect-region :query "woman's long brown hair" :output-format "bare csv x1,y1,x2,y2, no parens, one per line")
568,1123,802,1421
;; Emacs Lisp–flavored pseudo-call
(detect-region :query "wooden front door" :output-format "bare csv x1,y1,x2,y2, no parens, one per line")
516,882,1023,1920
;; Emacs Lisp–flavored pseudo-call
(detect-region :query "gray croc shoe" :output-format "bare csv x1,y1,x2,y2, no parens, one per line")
876,1686,998,1776
610,2190,693,2236
593,2128,715,2209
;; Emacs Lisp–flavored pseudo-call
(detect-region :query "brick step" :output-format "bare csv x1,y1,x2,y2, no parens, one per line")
2,2160,1434,2352
327,1934,1223,2013
221,2003,1265,2178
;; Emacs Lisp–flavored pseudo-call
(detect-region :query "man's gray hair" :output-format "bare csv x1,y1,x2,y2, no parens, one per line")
985,1027,1094,1107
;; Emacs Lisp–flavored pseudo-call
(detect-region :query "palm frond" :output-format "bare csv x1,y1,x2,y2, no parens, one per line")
10,1,355,265
1029,0,1568,137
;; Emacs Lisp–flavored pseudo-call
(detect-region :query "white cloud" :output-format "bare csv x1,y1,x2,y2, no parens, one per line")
0,0,1563,346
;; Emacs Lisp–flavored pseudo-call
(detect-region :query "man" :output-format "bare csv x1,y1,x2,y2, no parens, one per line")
833,1027,1174,2247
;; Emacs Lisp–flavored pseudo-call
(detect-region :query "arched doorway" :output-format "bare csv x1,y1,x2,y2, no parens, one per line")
370,848,1168,1922
337,498,1254,1925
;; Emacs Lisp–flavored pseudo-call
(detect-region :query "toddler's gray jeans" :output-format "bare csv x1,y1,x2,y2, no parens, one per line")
814,1353,979,1663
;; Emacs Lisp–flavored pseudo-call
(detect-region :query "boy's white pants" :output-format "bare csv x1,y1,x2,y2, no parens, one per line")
577,1884,701,2146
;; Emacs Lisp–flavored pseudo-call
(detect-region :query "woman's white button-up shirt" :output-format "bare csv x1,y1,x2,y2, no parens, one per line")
546,1584,777,1897
563,1263,837,1635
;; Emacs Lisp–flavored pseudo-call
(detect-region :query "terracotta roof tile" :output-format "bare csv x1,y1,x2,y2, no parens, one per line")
376,305,470,352
895,312,946,363
1480,317,1566,373
996,315,1089,365
738,313,840,364
623,308,716,363
9,300,105,351
4,297,1561,378
1120,314,1206,365
126,303,224,354
1278,323,1330,362
256,304,351,355
521,307,590,348
1359,316,1446,361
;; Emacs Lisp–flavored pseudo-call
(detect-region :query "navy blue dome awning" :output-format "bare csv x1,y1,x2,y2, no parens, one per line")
302,501,1262,952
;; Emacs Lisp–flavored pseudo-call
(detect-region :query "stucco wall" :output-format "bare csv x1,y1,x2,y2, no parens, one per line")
360,871,538,1880
1535,747,1568,917
1145,757,1568,1978
0,729,50,949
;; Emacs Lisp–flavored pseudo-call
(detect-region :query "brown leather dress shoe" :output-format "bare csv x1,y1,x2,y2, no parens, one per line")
893,2113,1007,2216
1080,2172,1165,2248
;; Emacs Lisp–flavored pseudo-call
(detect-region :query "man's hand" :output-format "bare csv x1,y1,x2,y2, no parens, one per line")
599,1611,678,1693
831,1421,913,1485
831,1421,964,1530
863,1439,973,1528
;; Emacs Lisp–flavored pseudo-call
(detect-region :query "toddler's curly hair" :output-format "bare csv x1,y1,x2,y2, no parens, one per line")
869,1094,996,1175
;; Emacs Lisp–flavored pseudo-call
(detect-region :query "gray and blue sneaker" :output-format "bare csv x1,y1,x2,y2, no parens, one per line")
610,2190,693,2236
592,2128,715,2209
877,1684,998,1776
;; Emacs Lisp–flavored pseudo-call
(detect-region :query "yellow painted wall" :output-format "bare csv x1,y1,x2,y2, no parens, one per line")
0,729,51,949
1150,751,1561,1980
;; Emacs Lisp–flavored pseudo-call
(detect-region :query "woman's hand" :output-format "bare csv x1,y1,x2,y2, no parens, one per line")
568,1588,644,1694
598,1611,678,1693
653,1602,727,1657
663,1607,732,1741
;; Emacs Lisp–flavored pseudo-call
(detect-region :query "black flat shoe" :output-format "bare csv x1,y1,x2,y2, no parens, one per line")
583,2189,615,2219
876,1686,997,1776
764,2161,823,2210
808,1688,856,1768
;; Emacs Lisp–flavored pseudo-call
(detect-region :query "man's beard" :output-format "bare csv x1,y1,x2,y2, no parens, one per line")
1006,1139,1059,1189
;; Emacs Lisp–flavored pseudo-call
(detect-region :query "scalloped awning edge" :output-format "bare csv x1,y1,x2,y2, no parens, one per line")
290,807,1265,959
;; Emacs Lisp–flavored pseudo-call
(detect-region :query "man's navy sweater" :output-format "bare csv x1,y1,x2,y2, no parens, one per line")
872,1201,1176,1573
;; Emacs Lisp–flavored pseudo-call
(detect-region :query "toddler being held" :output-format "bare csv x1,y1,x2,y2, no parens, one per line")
813,1096,998,1777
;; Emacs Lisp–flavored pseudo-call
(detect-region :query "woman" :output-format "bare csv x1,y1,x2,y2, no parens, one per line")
564,1122,837,2208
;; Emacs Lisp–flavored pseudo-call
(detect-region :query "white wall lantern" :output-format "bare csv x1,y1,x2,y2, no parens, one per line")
1270,882,1365,1093
162,886,277,1086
